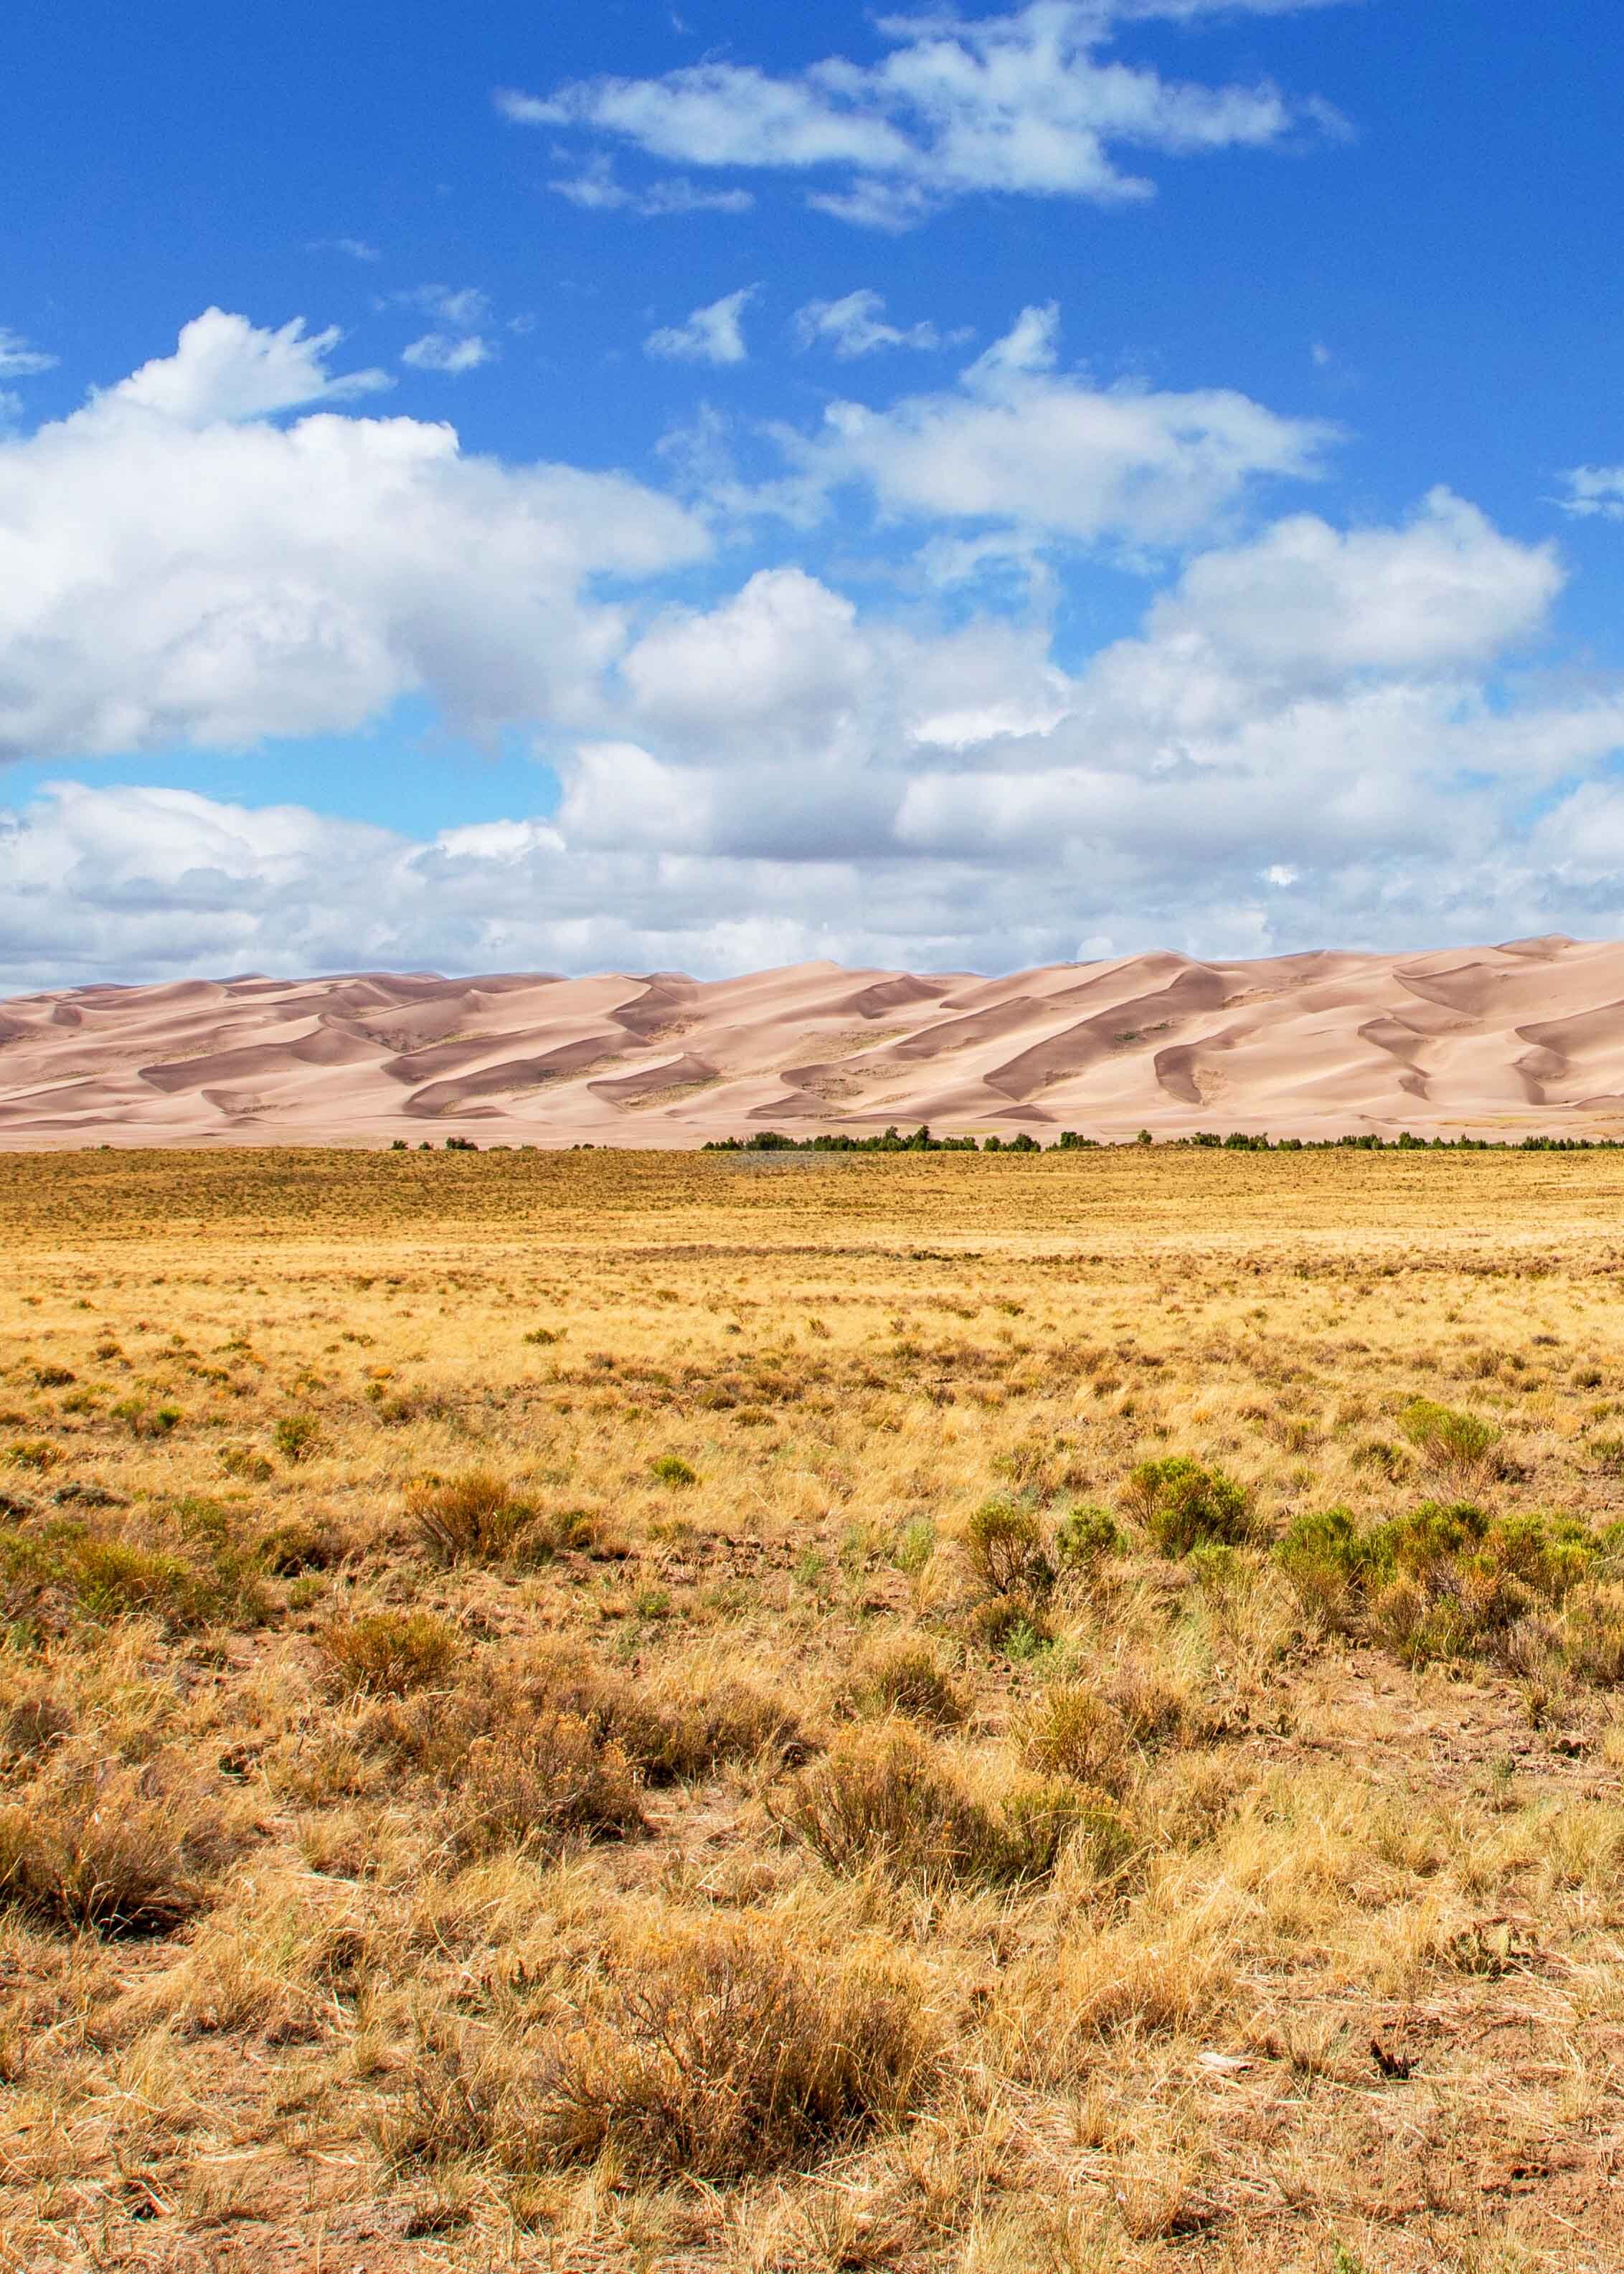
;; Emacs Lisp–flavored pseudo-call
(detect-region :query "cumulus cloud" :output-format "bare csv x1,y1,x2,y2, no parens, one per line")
402,332,495,374
645,287,757,365
770,306,1336,554
0,310,708,761
0,330,57,379
7,481,1620,989
499,0,1349,230
4,305,1623,988
549,155,755,214
793,289,948,357
102,308,391,425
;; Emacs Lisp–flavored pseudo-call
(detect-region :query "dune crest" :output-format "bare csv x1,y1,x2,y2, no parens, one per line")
6,940,1624,1145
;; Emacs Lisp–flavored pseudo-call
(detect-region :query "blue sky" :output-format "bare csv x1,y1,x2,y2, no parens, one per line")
4,0,1624,984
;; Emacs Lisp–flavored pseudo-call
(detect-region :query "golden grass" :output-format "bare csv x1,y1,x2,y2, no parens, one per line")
4,1145,1624,2268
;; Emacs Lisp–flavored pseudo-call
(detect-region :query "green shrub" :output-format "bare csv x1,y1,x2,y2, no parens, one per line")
650,1456,698,1489
1399,1400,1502,1486
1127,1458,1252,1557
1054,1504,1121,1570
964,1497,1053,1598
273,1414,321,1464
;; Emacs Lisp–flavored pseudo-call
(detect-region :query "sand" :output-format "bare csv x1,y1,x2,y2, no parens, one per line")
4,935,1624,1146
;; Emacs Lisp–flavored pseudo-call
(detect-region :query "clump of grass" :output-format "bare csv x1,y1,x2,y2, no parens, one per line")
0,1760,244,1938
318,1610,460,1697
650,1455,698,1488
1014,1685,1134,1796
257,1513,348,1576
438,1712,645,1862
773,1725,1088,1888
410,1468,539,1566
374,1644,803,1791
273,1413,321,1464
385,1925,933,2181
1125,1457,1252,1557
845,1636,967,1728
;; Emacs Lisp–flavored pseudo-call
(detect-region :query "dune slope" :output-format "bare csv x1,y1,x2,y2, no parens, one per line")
5,936,1624,1144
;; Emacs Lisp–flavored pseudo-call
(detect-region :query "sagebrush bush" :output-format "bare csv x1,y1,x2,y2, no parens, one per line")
964,1497,1053,1598
1126,1458,1252,1557
410,1469,538,1566
1015,1684,1133,1796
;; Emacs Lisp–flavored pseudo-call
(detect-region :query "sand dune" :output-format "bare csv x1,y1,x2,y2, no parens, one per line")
6,938,1624,1145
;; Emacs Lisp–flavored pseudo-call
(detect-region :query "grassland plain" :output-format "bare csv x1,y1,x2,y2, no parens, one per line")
6,1149,1624,2270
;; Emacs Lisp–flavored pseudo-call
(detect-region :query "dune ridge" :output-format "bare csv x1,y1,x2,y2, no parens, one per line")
4,936,1624,1146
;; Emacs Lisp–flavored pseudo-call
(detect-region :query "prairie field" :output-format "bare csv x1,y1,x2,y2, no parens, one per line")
7,1146,1624,2272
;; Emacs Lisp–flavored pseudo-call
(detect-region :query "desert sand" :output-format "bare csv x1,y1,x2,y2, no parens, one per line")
4,934,1624,1146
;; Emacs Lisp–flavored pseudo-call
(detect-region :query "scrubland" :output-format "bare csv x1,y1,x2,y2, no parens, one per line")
4,1146,1624,2270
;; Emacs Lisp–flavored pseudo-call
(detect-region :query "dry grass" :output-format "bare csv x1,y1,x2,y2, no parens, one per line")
4,1143,1624,2267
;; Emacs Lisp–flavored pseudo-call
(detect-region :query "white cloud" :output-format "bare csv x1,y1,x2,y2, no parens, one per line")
1558,466,1624,522
549,155,755,214
794,289,947,357
1142,489,1562,679
103,308,390,426
499,0,1349,230
6,309,1624,988
323,237,382,263
402,332,496,374
645,287,757,365
397,285,492,330
0,311,708,763
772,306,1336,554
0,330,58,379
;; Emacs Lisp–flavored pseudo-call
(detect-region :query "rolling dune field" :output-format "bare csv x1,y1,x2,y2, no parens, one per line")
8,935,1624,1147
